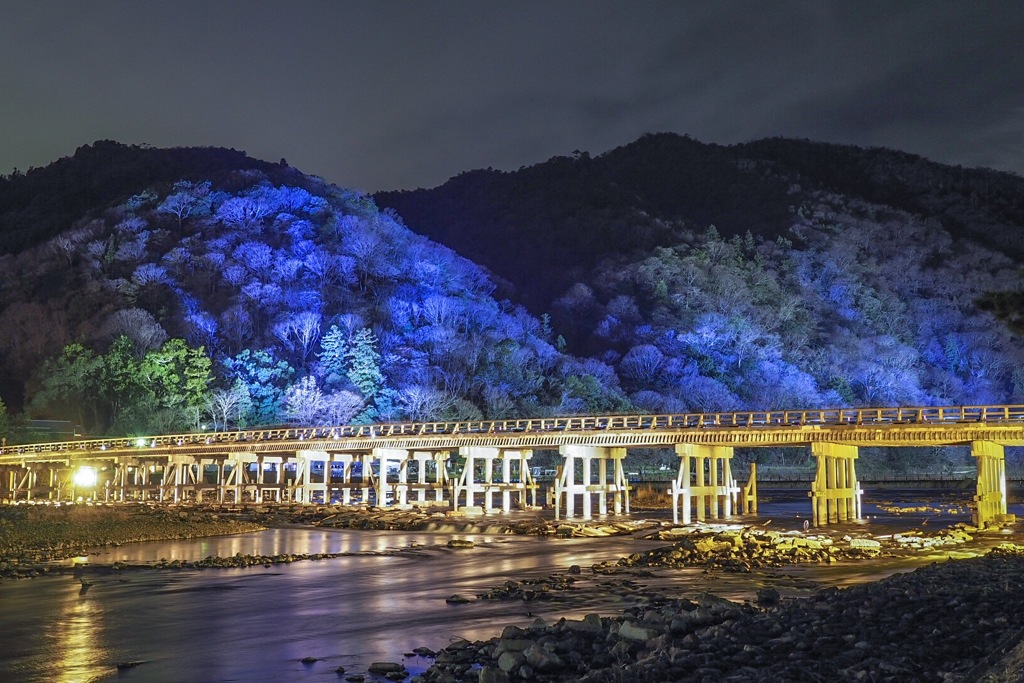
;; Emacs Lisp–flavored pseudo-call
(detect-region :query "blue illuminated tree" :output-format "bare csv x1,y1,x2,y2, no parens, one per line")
283,376,324,425
222,349,295,425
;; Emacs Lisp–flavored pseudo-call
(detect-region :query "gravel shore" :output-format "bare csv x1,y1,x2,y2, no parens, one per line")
418,545,1024,682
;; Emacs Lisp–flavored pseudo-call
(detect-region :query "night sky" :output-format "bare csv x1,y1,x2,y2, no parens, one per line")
2,1,1022,192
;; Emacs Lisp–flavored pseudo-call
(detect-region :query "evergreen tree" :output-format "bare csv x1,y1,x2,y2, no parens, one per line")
222,349,295,425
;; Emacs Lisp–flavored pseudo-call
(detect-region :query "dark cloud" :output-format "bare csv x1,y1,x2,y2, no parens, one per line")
1,1,1021,191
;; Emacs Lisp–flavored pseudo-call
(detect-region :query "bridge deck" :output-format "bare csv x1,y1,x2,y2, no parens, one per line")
1,404,1021,527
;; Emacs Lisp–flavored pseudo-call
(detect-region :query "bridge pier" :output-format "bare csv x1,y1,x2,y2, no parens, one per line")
330,453,356,504
5,465,36,502
553,446,629,521
454,447,538,513
670,444,738,524
293,451,324,504
369,448,407,507
222,454,277,504
972,441,1012,526
408,451,449,505
809,443,862,526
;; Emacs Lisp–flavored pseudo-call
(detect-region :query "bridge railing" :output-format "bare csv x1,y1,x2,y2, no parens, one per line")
2,403,1024,460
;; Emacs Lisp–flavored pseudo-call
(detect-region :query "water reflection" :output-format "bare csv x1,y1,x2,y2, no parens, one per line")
3,492,1023,682
53,592,109,683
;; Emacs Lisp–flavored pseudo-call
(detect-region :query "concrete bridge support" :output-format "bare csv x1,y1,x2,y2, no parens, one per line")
224,455,254,503
293,451,326,504
407,451,449,505
222,454,285,504
809,443,862,526
330,453,358,505
670,444,738,524
553,446,629,521
243,456,284,503
453,446,492,512
370,448,408,507
498,450,539,512
972,441,1010,526
454,447,538,513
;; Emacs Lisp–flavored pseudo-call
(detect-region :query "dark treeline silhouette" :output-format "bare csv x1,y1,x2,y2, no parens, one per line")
0,140,296,254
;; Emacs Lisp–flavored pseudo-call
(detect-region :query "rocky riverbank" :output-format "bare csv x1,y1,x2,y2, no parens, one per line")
4,502,1024,680
418,544,1024,682
294,505,657,538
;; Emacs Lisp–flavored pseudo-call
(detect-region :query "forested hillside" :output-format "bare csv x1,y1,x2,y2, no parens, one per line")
2,135,1024,449
378,133,1024,414
0,145,626,437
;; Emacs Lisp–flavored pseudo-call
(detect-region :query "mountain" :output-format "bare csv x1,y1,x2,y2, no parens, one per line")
376,133,1024,314
3,134,1024,463
0,142,626,437
376,133,1024,429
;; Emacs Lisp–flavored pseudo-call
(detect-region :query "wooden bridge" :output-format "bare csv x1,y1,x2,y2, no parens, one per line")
1,404,1021,527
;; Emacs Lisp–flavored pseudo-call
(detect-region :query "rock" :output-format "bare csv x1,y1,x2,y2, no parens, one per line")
496,651,524,674
493,639,534,657
445,594,472,604
447,539,475,548
524,644,564,671
368,661,405,674
618,620,663,642
500,625,526,639
478,665,509,683
563,613,603,633
756,587,781,606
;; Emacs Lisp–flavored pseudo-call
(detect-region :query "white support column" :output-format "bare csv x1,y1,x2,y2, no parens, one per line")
371,448,408,508
483,456,495,512
295,450,330,505
416,453,428,503
501,455,512,513
434,452,449,503
555,446,628,521
555,448,574,519
397,455,409,506
359,452,373,505
581,456,592,519
456,447,498,513
671,445,736,525
216,461,226,502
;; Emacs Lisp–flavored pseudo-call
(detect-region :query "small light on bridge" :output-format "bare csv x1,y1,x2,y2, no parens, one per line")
73,467,98,488
135,438,147,447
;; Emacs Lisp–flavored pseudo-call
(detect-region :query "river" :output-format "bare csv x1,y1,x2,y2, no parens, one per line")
2,491,1021,683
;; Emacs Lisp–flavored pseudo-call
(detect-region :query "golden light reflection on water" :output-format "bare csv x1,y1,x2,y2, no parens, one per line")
52,595,109,683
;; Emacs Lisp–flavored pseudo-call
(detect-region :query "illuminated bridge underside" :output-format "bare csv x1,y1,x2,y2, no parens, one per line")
2,405,1022,527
